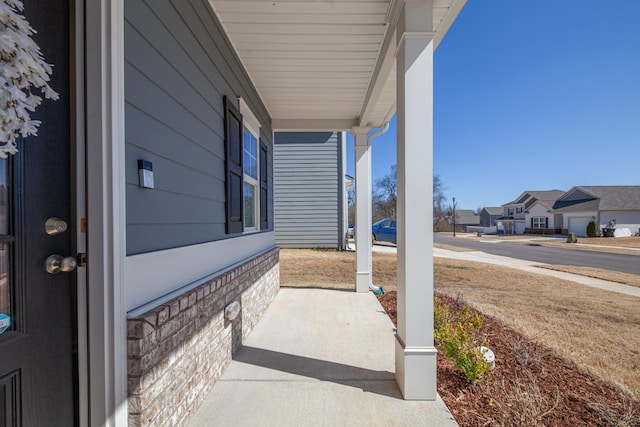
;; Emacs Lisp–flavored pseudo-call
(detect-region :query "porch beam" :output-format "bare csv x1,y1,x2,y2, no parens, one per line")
352,126,373,293
358,23,396,128
394,0,437,400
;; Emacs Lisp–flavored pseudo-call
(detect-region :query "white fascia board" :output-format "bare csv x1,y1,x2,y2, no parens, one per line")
359,24,396,127
272,118,358,131
433,0,467,51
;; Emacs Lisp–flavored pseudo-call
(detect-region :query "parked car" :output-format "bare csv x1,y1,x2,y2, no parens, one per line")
347,223,355,238
372,218,396,244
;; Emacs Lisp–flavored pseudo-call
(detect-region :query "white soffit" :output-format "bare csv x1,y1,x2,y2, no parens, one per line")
209,0,465,131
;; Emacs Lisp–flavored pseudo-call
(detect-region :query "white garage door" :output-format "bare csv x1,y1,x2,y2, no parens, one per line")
568,217,591,237
515,222,525,234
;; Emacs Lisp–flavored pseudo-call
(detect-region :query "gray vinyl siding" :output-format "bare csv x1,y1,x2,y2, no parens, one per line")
274,132,342,248
124,0,273,255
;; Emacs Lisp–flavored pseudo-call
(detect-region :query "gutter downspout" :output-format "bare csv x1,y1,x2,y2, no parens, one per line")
366,122,390,295
367,121,390,146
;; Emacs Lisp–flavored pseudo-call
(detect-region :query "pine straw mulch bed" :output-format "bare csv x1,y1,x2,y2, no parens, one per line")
377,291,640,427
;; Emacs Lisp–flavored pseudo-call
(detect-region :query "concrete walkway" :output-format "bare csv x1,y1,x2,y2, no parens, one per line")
188,289,458,427
434,247,640,297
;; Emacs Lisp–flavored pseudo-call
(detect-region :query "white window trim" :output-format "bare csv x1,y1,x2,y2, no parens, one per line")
532,217,546,228
239,97,260,233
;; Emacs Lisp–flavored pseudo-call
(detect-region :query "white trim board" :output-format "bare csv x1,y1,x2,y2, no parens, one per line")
125,231,276,312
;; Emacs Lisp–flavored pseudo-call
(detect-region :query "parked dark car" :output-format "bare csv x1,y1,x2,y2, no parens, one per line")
372,218,396,244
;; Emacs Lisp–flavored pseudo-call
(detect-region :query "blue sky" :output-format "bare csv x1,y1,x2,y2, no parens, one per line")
347,0,640,210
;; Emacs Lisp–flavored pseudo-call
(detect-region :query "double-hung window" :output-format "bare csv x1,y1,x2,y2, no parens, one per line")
242,125,259,231
224,96,268,234
532,217,547,229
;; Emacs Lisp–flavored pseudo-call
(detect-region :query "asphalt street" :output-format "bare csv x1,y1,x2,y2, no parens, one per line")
434,233,640,276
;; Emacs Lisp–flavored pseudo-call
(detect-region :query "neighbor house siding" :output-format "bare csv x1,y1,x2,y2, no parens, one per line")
274,132,341,248
124,0,273,255
524,203,558,234
599,211,640,234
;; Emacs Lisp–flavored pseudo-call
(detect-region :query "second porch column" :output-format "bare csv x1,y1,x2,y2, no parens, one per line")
395,1,437,400
352,126,372,293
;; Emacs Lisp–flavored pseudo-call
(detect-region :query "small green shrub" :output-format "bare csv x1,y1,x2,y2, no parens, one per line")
434,297,490,383
586,220,598,237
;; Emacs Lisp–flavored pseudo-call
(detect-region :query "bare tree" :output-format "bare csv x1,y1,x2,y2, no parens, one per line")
373,165,397,221
347,186,355,225
371,167,449,231
433,174,450,231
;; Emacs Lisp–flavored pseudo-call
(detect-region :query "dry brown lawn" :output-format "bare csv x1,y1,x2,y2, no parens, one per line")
279,249,397,290
279,248,640,400
531,236,640,255
535,264,640,288
434,258,640,400
433,243,474,252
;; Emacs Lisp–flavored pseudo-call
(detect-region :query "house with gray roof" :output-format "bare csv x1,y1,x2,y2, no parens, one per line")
453,209,480,231
479,207,503,227
501,190,565,234
552,186,640,237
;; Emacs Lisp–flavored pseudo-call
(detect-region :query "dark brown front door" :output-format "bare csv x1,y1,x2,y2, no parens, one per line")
0,1,76,426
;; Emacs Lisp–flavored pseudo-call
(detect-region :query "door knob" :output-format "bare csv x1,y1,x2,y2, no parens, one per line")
45,217,68,235
45,255,77,274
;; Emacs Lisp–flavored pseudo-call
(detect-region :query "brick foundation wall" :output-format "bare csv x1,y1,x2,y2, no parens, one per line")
127,247,279,426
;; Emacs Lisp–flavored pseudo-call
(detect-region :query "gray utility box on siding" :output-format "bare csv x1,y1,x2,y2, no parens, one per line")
274,132,346,248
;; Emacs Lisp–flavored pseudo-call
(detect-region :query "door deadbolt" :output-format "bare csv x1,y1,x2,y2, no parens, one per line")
45,217,68,235
45,255,77,274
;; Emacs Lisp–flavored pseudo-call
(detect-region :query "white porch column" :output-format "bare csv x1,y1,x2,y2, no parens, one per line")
352,126,372,293
395,1,437,400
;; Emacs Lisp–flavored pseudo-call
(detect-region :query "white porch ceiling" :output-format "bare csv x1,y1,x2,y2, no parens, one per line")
209,0,466,131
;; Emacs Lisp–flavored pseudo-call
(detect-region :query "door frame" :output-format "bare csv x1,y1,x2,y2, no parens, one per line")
73,1,88,424
80,0,128,425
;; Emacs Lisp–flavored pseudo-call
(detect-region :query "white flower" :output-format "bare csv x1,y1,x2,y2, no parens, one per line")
0,0,58,156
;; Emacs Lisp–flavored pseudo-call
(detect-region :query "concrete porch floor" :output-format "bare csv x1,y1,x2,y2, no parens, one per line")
188,288,458,427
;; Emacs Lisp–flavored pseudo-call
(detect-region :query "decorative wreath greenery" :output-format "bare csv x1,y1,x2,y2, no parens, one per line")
0,0,58,157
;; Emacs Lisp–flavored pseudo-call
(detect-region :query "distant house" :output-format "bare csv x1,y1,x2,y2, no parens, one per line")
454,209,480,231
479,207,503,227
553,186,640,237
501,190,565,234
273,132,349,249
